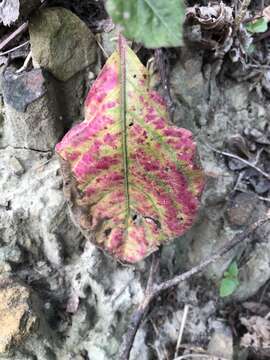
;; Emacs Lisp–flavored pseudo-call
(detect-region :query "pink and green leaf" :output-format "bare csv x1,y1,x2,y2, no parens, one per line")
56,36,204,263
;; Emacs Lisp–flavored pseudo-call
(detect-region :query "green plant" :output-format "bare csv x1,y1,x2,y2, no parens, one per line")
106,0,185,48
245,17,268,33
219,261,240,297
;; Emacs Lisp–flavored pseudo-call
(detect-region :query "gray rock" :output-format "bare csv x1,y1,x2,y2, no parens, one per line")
0,0,19,26
29,7,97,81
55,69,96,127
0,147,80,266
207,321,233,359
0,245,22,264
234,201,270,300
169,46,270,293
1,67,47,112
1,68,63,151
101,28,118,57
170,47,206,131
152,279,217,355
0,0,39,25
226,192,258,227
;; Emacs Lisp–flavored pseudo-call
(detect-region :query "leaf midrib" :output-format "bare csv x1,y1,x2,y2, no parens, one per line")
119,37,131,224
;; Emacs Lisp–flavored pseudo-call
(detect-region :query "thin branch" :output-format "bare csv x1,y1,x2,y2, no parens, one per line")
206,143,270,181
0,22,28,51
119,214,270,359
174,305,189,358
235,0,252,30
258,196,270,202
0,40,29,57
118,251,160,360
16,51,32,73
174,354,228,360
154,215,269,295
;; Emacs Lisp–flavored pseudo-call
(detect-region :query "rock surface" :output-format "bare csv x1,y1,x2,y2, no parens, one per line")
171,46,270,292
29,7,97,81
0,0,19,26
0,277,38,354
207,321,233,359
1,68,63,151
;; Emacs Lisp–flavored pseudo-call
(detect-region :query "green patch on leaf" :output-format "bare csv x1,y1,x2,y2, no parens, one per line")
219,261,239,298
245,17,268,33
106,0,185,48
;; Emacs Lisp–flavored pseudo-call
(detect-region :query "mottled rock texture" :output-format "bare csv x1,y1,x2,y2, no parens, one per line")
0,277,39,354
1,68,63,151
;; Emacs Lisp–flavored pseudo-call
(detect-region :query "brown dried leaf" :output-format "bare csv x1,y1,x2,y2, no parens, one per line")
241,316,270,350
186,3,233,31
243,302,270,317
186,3,233,51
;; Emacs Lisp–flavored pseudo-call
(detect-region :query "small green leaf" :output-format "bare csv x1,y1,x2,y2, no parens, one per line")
227,261,239,277
220,278,239,298
245,17,268,33
106,0,185,48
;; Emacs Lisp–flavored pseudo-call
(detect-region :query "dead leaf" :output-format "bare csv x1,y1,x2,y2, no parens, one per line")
186,3,233,51
243,302,270,317
56,36,204,263
186,3,233,30
241,316,270,350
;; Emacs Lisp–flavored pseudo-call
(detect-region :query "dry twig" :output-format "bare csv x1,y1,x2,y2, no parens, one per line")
235,0,252,29
118,252,160,359
0,40,29,56
16,51,32,73
118,214,270,359
174,305,190,358
174,354,228,360
0,22,28,51
206,143,270,181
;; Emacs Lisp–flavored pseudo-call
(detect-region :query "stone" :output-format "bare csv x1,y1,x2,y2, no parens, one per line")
208,321,233,359
0,245,22,264
226,192,258,227
1,67,63,151
0,277,39,354
0,0,19,26
101,28,118,57
8,156,25,176
170,47,205,130
1,67,47,112
0,147,81,267
29,7,97,81
0,262,11,274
